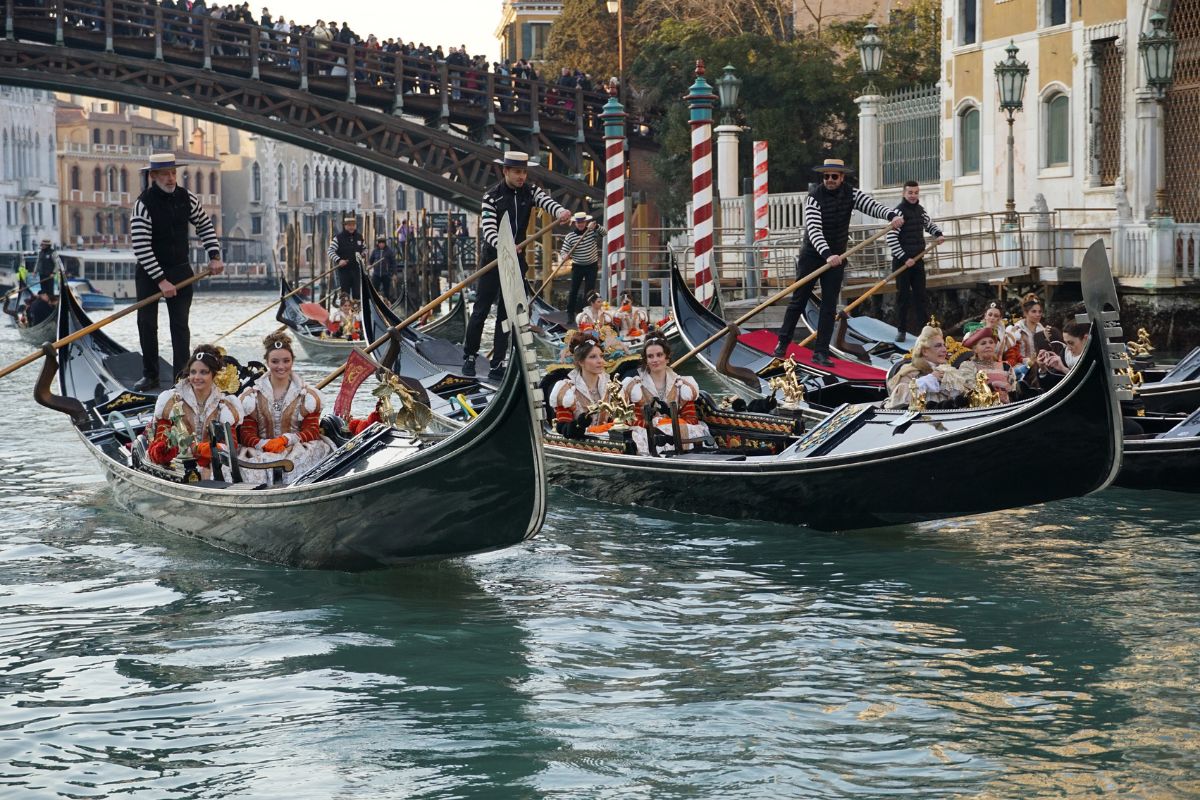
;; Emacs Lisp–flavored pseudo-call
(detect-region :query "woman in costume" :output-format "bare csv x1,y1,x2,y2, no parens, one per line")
962,301,1013,353
327,292,362,340
612,293,649,339
956,326,1018,403
574,291,611,332
550,330,612,438
1005,293,1049,366
147,345,242,477
238,331,335,486
622,333,709,454
885,325,971,409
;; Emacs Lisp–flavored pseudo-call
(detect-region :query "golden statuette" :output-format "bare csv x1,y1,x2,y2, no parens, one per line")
587,380,636,428
1126,328,1154,359
215,363,241,394
1116,352,1144,392
968,370,1001,408
907,378,927,412
767,356,806,407
165,404,196,459
371,369,432,433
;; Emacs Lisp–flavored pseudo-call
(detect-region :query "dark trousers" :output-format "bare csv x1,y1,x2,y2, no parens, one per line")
136,265,194,381
894,257,927,335
336,265,360,299
566,262,598,318
778,254,844,354
464,253,527,363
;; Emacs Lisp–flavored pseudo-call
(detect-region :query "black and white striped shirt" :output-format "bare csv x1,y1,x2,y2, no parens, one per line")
887,209,944,259
802,189,895,259
559,226,605,265
480,181,566,251
130,190,221,282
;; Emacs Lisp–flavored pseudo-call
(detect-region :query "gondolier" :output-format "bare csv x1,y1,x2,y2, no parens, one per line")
35,239,55,287
560,212,604,319
886,181,944,340
327,214,366,299
464,150,571,379
130,152,224,391
774,158,902,367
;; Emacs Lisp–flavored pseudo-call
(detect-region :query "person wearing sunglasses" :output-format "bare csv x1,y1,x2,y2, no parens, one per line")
774,158,903,367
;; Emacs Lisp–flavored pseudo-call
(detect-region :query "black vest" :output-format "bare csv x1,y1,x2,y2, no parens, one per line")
802,184,855,260
482,180,538,260
138,184,193,270
333,229,364,267
895,199,926,258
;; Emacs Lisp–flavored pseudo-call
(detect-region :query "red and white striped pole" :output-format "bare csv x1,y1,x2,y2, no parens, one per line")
686,60,718,306
753,140,769,275
600,92,627,300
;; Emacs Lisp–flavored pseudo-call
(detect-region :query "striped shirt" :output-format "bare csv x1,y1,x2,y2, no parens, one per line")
559,226,605,265
130,190,221,282
887,210,944,259
802,188,895,259
480,182,566,250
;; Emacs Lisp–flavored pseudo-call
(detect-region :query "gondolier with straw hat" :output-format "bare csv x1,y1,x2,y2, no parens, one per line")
774,157,903,367
130,152,224,392
464,150,571,379
560,211,605,320
327,213,366,300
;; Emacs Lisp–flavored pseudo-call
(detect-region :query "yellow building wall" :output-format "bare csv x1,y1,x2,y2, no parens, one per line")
982,0,1036,42
1084,0,1125,26
1038,30,1073,90
954,49,984,102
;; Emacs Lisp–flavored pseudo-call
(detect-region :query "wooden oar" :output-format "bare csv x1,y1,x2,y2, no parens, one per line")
795,241,941,349
212,263,339,344
0,269,213,381
316,220,558,390
530,224,588,299
671,224,895,370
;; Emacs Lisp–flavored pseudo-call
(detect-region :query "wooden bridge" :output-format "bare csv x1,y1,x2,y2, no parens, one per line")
0,0,626,208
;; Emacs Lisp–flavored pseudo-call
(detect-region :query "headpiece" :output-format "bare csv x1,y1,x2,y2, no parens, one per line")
812,157,855,175
571,211,592,223
190,349,222,371
585,290,602,304
494,150,539,168
962,327,998,349
141,152,183,172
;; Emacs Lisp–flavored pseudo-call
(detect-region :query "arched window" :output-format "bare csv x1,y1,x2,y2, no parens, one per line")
119,130,127,146
352,169,357,199
71,211,82,237
70,165,80,191
93,167,102,191
252,162,262,202
210,171,218,195
120,212,129,234
396,188,406,211
106,167,117,193
341,169,349,199
182,171,190,189
332,170,340,199
1044,92,1070,167
303,165,311,201
958,105,980,176
277,163,285,201
324,170,331,198
120,168,129,193
94,212,104,234
105,129,114,145
92,128,101,145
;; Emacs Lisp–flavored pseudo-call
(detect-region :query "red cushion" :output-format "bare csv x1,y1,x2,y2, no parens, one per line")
739,329,886,384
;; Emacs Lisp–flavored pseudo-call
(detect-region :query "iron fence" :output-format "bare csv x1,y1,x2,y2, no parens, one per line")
879,84,941,188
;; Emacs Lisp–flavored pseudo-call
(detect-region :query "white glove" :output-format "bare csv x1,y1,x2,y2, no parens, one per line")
915,374,941,394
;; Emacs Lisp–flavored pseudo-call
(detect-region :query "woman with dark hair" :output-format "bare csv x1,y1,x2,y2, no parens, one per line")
574,291,611,332
622,334,709,454
238,331,334,486
1005,293,1049,365
146,344,242,475
549,331,612,438
1037,321,1090,376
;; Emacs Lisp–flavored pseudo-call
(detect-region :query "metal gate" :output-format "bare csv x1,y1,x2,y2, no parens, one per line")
1166,0,1200,222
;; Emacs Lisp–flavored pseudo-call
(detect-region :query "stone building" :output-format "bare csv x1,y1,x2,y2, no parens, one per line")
0,86,59,251
496,1,562,63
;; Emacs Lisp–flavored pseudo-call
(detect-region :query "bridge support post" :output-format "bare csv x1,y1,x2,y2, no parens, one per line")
438,61,450,130
6,0,14,41
153,3,163,60
573,86,586,178
298,36,308,91
250,26,260,80
202,15,211,70
485,71,496,137
103,0,113,52
346,43,356,103
392,53,404,115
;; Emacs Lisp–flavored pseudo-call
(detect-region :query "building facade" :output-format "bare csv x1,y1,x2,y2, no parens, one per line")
55,98,220,248
0,86,59,251
495,1,562,63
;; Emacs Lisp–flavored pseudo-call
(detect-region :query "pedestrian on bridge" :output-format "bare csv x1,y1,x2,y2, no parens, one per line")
886,180,944,340
463,150,571,380
327,214,366,299
774,158,903,367
130,152,224,391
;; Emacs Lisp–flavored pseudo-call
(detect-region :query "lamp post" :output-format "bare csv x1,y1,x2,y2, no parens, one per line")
857,22,884,95
1139,12,1178,218
994,40,1029,226
714,64,742,199
715,63,742,126
605,0,625,108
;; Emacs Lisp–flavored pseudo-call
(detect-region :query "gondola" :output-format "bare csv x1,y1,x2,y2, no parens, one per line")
542,241,1124,531
417,290,467,345
3,284,57,343
1115,406,1200,492
670,265,889,407
275,270,394,366
799,295,914,368
528,282,679,353
1131,347,1200,414
33,225,548,570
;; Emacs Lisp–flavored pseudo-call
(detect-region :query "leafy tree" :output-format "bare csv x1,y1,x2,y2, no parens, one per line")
630,20,857,224
826,0,942,92
543,0,621,82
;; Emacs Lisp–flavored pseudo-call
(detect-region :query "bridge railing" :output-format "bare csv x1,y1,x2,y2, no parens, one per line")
7,0,621,144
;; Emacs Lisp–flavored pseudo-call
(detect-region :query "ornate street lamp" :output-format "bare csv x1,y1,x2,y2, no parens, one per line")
857,22,884,94
1139,12,1178,218
994,41,1029,225
606,0,625,107
715,64,742,126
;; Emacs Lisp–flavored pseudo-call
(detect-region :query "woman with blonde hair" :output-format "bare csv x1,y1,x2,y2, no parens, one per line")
885,325,971,409
550,331,612,438
238,331,334,485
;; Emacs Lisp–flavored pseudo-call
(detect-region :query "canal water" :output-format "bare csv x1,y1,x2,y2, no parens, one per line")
0,292,1197,798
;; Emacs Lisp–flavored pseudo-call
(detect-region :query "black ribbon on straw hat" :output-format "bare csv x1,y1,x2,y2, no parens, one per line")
494,150,539,168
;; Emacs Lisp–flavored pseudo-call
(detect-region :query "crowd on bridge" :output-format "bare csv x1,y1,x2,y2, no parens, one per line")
22,0,614,121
